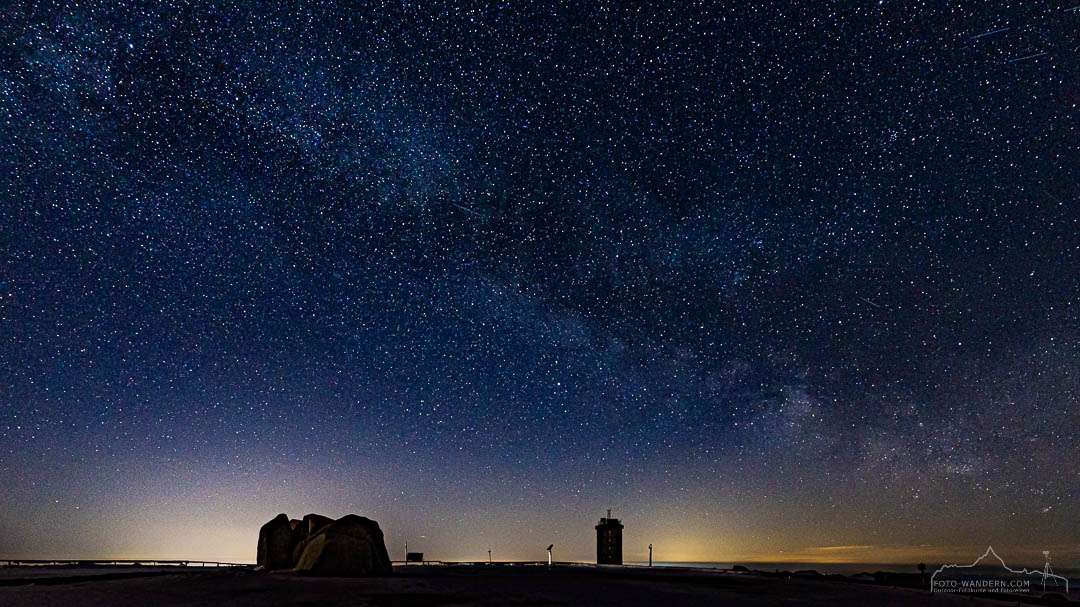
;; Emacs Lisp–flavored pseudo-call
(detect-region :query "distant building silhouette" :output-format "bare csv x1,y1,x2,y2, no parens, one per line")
595,510,623,565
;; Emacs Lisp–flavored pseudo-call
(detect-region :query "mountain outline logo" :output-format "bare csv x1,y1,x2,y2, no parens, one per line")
930,546,1069,594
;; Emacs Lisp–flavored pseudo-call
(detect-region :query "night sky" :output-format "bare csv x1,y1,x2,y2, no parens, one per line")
1,1,1078,566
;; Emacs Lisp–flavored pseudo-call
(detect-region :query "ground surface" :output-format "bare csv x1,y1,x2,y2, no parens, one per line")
0,564,1014,606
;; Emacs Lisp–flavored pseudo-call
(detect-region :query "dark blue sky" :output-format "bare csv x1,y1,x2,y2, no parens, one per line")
1,1,1077,564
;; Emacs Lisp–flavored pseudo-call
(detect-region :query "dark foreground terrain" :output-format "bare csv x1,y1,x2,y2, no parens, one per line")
0,564,1019,606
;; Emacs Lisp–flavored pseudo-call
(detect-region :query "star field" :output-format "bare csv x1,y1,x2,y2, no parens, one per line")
1,1,1078,564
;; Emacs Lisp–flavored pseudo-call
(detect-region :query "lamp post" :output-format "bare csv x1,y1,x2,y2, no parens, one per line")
488,549,492,564
546,544,554,567
649,544,653,567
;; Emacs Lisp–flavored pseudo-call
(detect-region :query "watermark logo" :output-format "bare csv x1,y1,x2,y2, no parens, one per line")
930,546,1069,595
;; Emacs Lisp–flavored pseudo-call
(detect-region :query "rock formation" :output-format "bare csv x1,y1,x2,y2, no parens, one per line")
256,513,300,570
302,513,334,536
290,513,333,564
257,512,391,576
294,514,392,576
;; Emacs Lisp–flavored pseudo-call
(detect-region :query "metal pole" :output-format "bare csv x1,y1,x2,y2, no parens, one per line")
648,544,653,567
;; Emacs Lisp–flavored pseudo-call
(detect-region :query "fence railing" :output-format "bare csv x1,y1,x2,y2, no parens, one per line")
0,559,252,568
